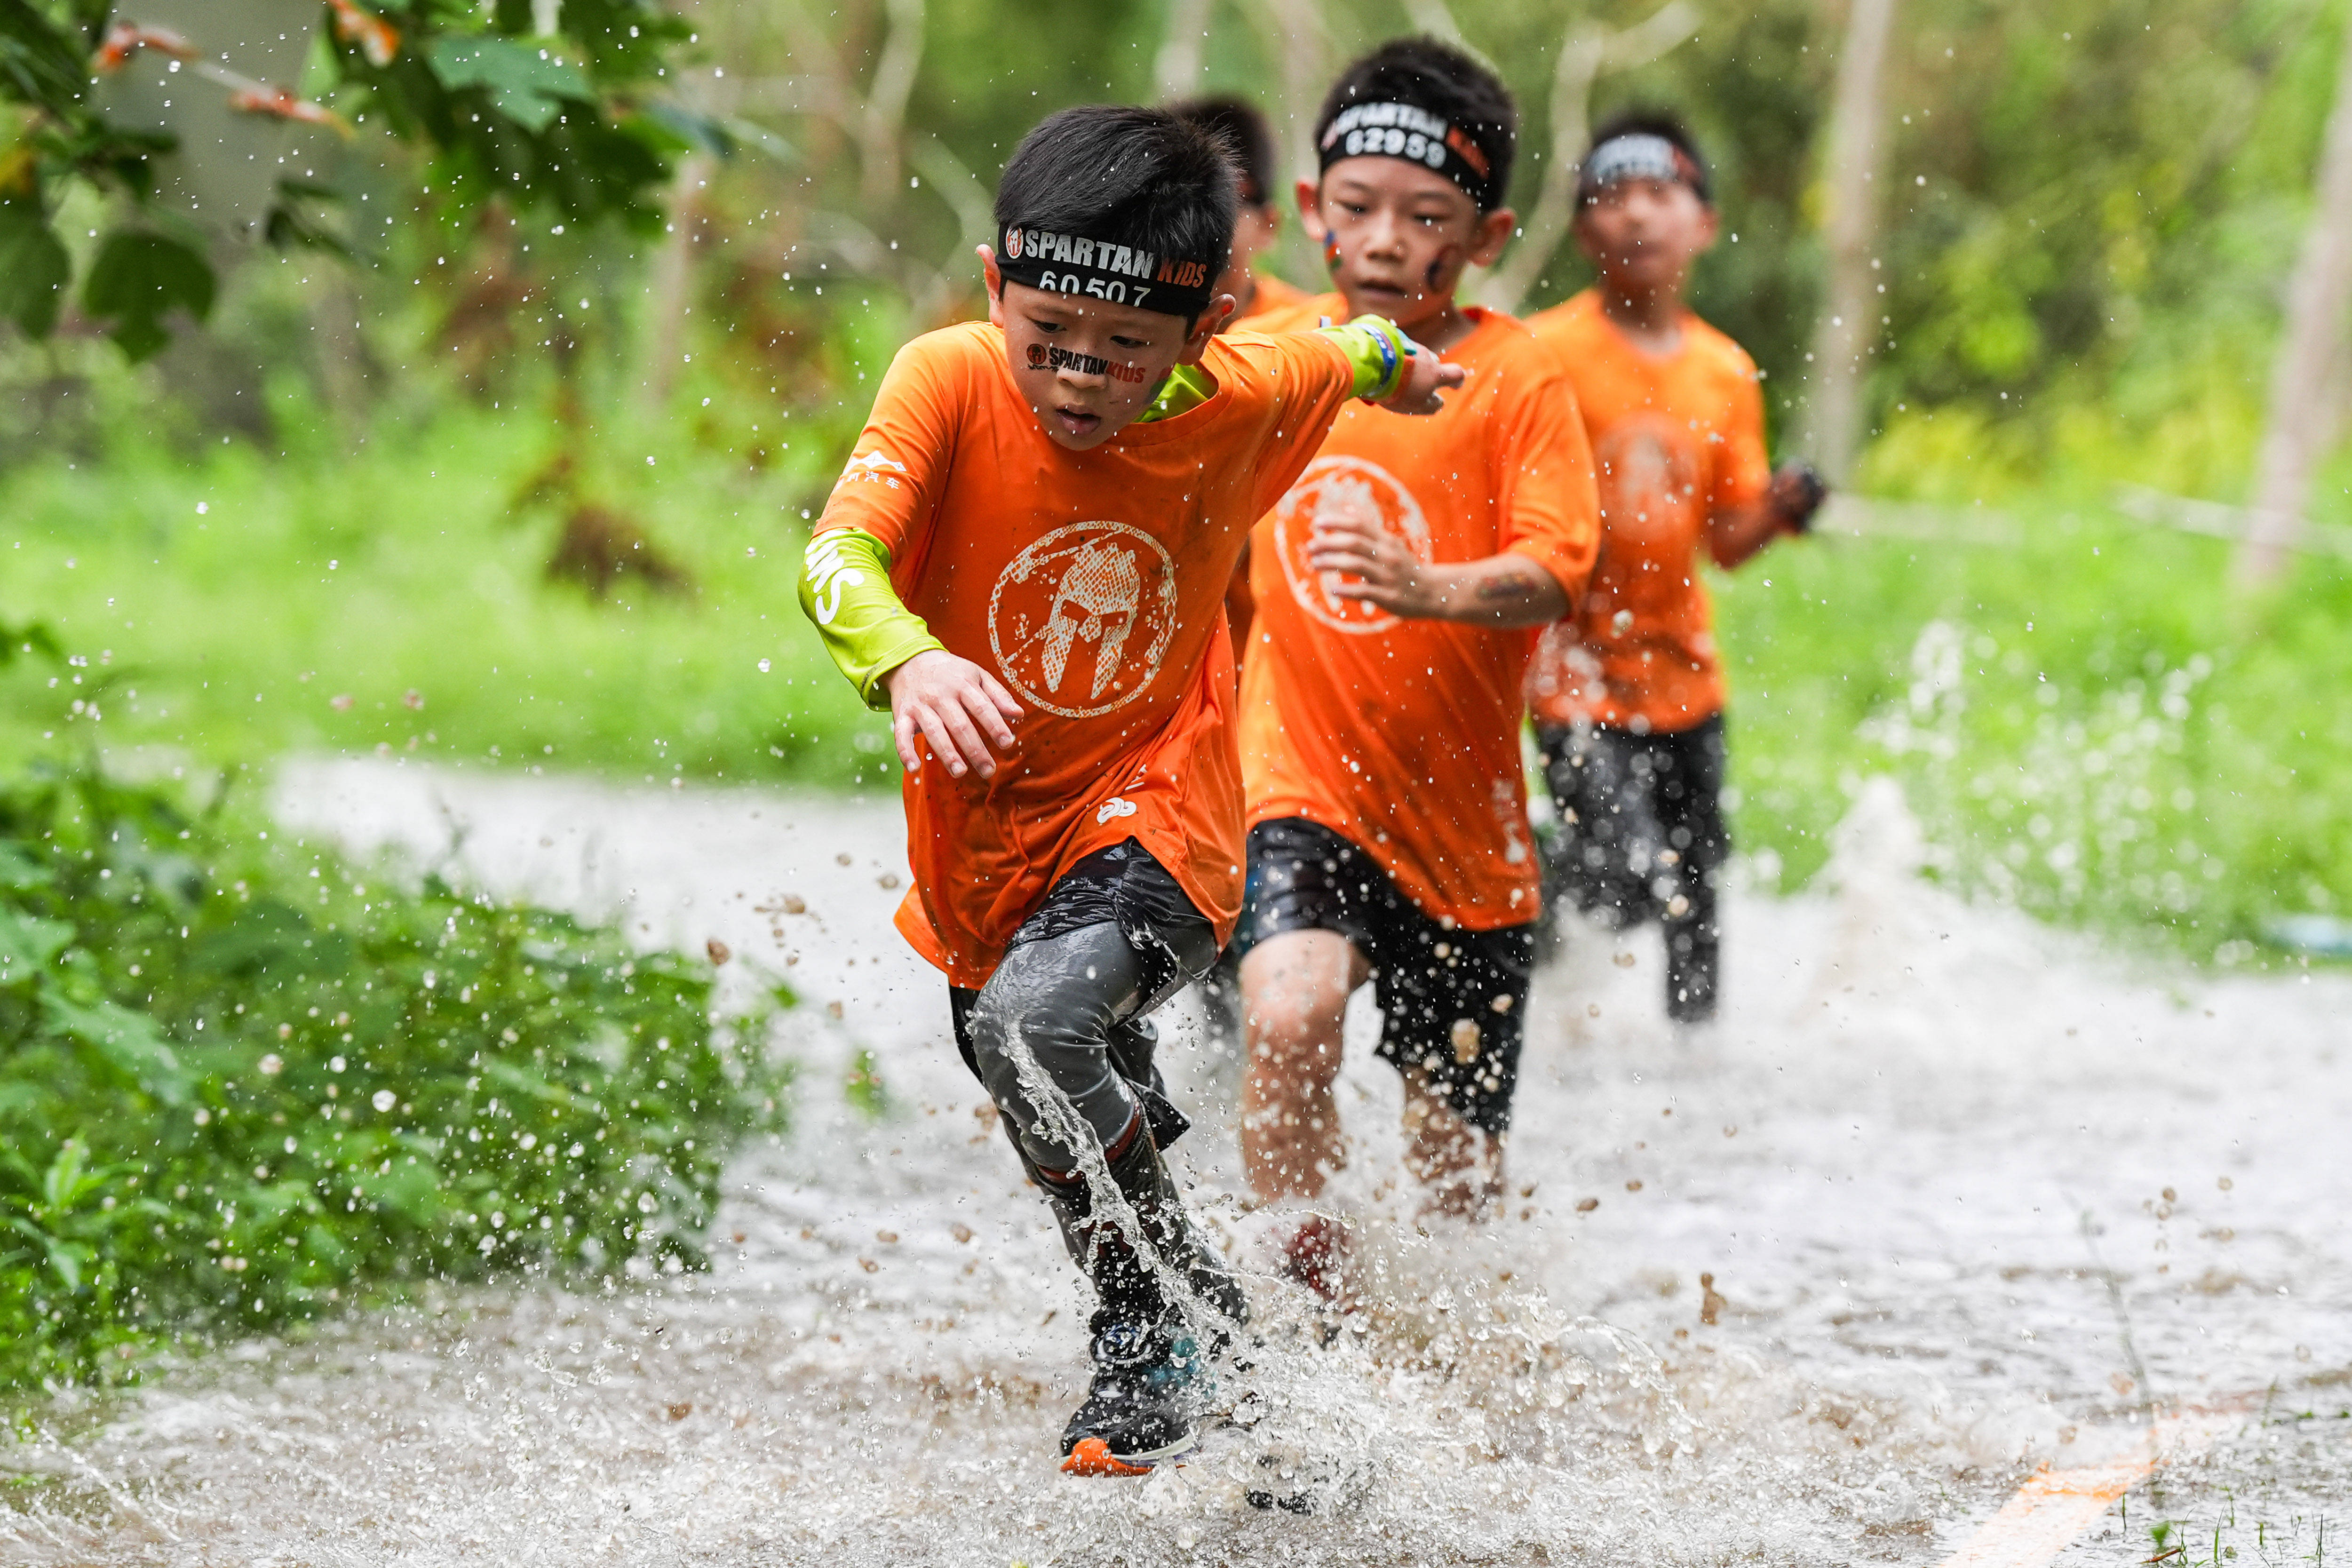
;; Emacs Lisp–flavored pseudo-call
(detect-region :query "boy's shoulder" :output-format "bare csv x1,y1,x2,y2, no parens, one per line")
1227,290,1346,337
1455,306,1570,384
1678,311,1761,388
892,317,1005,377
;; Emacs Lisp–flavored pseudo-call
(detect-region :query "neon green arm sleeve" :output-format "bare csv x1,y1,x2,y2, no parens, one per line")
1324,316,1411,401
797,528,944,711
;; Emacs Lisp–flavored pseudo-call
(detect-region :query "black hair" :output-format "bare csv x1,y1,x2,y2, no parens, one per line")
1585,107,1713,205
1164,94,1279,208
1315,36,1517,210
995,105,1238,322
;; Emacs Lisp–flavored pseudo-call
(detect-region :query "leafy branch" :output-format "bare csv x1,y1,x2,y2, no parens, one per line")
0,0,711,360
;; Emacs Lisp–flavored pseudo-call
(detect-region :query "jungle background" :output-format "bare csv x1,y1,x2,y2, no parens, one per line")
5,0,2352,1390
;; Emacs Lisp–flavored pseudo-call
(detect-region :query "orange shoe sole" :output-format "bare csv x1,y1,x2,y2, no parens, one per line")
1060,1437,1160,1477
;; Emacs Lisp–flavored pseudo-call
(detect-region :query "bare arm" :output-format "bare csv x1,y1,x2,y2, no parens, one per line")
1706,462,1827,570
1304,514,1569,628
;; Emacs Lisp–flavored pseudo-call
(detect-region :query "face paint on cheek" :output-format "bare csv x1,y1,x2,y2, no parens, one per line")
1323,233,1343,274
1035,342,1151,383
1424,242,1466,293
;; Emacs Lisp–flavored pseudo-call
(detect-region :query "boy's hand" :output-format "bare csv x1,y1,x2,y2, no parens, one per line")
1768,460,1828,533
1374,343,1466,415
882,650,1023,781
1306,512,1437,617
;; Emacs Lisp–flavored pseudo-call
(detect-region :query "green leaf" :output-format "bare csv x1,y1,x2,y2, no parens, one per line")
0,0,92,118
192,898,318,978
633,103,738,159
41,992,193,1106
81,231,215,362
428,36,592,134
0,905,74,983
0,199,71,337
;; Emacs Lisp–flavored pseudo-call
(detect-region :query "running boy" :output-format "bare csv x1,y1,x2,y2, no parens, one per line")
1236,39,1600,1260
1166,94,1310,328
797,104,1454,1475
1523,111,1825,1024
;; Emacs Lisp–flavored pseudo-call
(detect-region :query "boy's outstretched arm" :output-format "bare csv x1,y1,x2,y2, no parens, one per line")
799,530,1023,780
1316,316,1464,414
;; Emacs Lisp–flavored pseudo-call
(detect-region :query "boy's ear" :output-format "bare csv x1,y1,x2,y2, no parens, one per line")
978,245,1006,326
1470,206,1518,269
1692,200,1722,253
1179,296,1239,363
1293,177,1327,246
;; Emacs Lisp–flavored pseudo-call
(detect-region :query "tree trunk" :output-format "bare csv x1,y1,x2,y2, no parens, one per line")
2236,16,2352,589
1154,0,1212,100
1805,0,1899,484
639,154,716,411
1251,0,1331,283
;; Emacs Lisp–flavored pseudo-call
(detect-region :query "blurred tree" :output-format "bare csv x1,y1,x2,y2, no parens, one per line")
0,0,707,361
1805,0,1900,482
2240,7,2352,584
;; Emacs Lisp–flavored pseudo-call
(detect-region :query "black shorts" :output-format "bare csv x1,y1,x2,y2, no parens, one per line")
1244,817,1533,1136
946,837,1215,1152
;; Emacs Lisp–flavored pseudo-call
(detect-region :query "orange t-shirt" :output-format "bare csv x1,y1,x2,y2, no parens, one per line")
1239,297,1600,929
1522,289,1770,735
1232,271,1311,330
816,320,1359,987
1222,271,1320,674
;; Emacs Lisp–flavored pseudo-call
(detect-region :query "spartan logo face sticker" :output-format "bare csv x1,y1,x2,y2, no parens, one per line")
1270,456,1433,634
987,522,1178,718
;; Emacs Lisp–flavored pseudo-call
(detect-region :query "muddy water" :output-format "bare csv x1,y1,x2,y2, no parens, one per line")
5,761,2346,1566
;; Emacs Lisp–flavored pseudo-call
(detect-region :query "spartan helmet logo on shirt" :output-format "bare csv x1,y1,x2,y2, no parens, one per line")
988,521,1179,719
1039,539,1141,699
1270,455,1434,634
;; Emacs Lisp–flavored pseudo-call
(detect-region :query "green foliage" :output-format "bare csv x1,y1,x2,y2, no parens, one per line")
79,227,211,359
0,0,699,360
0,740,794,1392
0,196,71,334
1714,505,2352,948
0,390,888,787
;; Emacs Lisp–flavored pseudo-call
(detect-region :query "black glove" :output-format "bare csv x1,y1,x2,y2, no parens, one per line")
1772,460,1828,533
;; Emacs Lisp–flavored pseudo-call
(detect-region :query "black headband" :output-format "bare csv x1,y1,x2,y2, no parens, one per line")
995,223,1219,320
1318,100,1499,210
1578,133,1708,204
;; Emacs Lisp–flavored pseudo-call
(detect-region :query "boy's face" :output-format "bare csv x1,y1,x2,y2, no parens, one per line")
984,250,1231,452
1299,157,1514,334
1574,176,1717,299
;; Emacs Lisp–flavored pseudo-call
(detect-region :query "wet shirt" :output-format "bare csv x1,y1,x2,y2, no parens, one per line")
1523,289,1770,735
815,320,1359,987
1239,296,1600,930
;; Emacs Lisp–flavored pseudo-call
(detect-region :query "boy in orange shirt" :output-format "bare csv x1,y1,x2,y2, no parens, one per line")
1236,40,1600,1264
1166,94,1310,329
796,104,1454,1474
1523,112,1825,1024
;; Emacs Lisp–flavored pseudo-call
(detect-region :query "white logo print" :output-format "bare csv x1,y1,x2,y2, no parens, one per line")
1096,796,1139,824
987,521,1177,719
835,449,910,490
803,535,867,626
1270,455,1433,634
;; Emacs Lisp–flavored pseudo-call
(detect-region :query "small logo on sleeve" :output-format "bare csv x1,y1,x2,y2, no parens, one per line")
1096,797,1139,824
835,449,911,490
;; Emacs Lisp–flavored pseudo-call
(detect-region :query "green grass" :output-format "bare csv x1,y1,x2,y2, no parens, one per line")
0,397,893,792
7,396,2350,956
1714,498,2352,951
